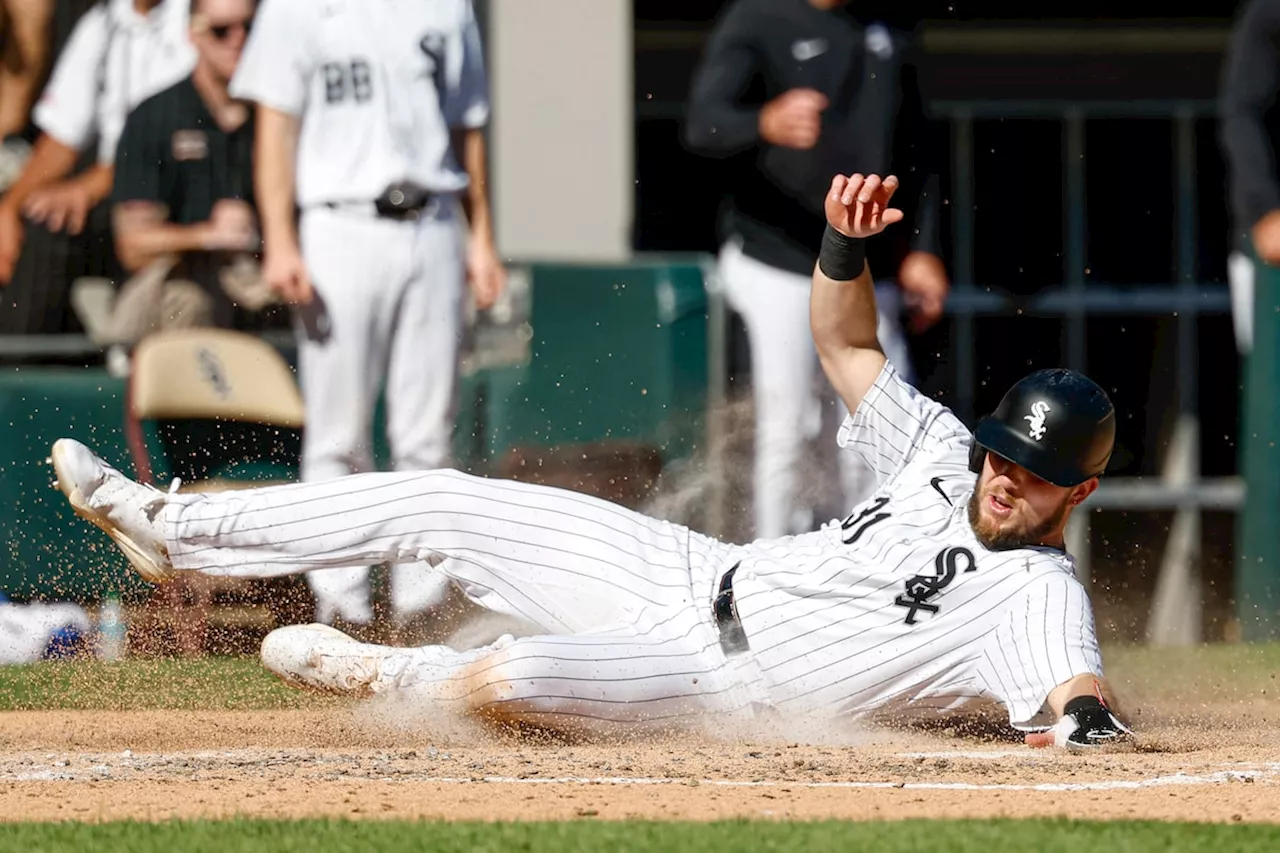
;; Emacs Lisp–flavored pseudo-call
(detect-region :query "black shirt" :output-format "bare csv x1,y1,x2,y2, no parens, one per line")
112,74,257,325
682,0,941,278
1219,0,1280,246
113,74,255,225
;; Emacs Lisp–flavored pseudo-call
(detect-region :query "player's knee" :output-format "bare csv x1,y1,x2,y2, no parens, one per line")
460,643,577,730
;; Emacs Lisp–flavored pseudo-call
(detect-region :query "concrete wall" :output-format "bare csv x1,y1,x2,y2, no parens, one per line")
485,0,633,262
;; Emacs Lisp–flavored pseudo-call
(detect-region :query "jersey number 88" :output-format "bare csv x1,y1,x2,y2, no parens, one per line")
323,60,374,105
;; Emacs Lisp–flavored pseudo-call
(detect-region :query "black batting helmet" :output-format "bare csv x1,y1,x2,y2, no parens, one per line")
968,369,1116,487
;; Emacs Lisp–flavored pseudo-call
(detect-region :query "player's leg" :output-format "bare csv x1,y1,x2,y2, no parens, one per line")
717,240,819,538
380,210,466,620
261,607,766,737
167,467,717,634
51,437,736,636
384,209,464,473
293,209,395,624
1228,249,1255,356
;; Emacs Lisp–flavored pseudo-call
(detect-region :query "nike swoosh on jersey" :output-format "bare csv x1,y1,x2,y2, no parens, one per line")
791,38,828,62
930,477,952,506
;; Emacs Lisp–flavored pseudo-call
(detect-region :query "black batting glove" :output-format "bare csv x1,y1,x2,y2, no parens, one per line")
1047,695,1133,750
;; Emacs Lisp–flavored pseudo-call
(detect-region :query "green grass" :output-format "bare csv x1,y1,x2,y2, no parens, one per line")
1100,641,1280,703
0,818,1274,852
0,656,341,711
0,642,1278,713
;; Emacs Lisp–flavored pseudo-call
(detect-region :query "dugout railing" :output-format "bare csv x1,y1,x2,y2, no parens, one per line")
943,97,1230,647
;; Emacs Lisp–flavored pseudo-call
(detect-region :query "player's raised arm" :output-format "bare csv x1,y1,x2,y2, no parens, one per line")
810,173,904,416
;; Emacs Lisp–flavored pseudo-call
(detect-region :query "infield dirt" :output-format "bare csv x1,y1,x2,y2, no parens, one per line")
0,684,1277,824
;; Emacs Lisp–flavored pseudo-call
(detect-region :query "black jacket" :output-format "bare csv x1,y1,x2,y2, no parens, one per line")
682,0,942,278
1219,0,1280,247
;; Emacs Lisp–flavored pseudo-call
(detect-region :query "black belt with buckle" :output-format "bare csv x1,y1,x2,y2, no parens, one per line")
371,181,436,220
714,562,750,655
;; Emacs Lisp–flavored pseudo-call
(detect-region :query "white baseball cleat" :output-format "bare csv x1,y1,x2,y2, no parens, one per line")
261,624,474,699
261,624,416,697
50,438,174,583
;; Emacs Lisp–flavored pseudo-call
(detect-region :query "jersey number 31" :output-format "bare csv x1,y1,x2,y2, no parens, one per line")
841,497,891,545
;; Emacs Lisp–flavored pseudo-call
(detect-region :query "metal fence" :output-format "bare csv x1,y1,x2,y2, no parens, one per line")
936,98,1232,644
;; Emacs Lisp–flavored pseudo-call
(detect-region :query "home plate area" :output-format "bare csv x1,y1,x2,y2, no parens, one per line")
0,708,1276,823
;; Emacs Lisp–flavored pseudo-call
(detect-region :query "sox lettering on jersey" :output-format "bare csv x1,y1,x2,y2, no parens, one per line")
894,546,977,625
419,33,446,102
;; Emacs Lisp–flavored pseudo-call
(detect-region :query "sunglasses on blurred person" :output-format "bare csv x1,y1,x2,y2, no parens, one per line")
196,17,254,41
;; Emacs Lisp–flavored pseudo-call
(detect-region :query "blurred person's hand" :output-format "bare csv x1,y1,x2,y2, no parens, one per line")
759,88,828,150
898,250,949,333
203,199,260,252
0,201,23,285
22,178,95,235
467,236,506,311
1252,209,1280,265
263,240,313,304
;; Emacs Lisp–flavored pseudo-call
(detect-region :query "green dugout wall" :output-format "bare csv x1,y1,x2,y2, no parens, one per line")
0,258,713,602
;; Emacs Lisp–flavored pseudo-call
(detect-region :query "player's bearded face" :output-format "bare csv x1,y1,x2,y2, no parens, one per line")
966,453,1075,550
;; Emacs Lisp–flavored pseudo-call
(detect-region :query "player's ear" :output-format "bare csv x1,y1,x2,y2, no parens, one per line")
1068,478,1098,506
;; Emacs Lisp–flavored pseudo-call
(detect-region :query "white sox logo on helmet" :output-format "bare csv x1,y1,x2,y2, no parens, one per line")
1025,400,1050,441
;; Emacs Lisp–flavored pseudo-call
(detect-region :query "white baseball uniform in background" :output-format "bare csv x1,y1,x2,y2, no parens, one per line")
716,237,916,539
229,0,490,625
34,0,194,164
158,361,1103,732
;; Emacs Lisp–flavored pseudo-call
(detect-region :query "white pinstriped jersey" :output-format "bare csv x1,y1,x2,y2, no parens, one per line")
228,0,489,206
34,0,194,164
155,360,1102,733
729,361,1104,730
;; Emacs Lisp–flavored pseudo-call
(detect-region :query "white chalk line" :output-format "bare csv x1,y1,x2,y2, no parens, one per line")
5,762,1280,791
365,768,1277,792
898,751,1028,759
7,772,1276,791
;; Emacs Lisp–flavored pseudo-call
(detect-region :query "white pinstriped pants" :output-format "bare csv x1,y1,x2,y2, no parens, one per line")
294,205,466,625
163,468,771,731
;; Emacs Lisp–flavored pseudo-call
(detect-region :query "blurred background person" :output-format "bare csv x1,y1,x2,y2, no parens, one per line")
1219,0,1280,357
229,0,506,636
682,0,948,539
0,0,194,336
0,0,54,190
107,0,272,350
102,0,272,656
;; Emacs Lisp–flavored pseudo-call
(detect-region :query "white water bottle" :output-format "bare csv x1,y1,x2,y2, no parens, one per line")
97,595,126,661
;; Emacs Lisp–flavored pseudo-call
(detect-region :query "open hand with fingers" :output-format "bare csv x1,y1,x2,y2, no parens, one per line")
825,173,905,239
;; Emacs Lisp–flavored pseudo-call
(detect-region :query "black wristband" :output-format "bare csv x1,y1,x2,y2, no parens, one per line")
1063,695,1106,717
817,223,866,281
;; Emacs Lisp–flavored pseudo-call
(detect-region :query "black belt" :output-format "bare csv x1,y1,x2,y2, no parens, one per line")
324,201,434,222
324,184,436,221
713,562,750,655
